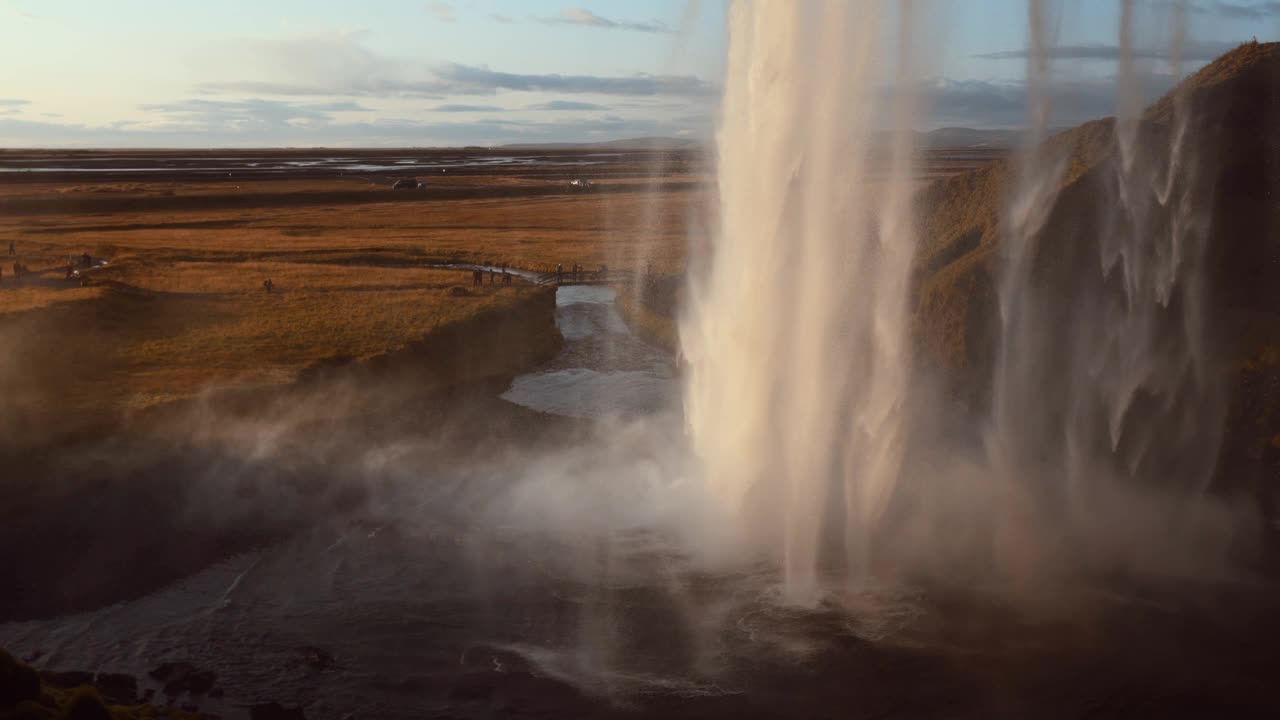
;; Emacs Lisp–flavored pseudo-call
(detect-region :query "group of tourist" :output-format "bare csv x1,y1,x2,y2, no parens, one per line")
472,262,512,287
0,243,100,287
554,263,607,284
4,243,31,283
63,252,94,279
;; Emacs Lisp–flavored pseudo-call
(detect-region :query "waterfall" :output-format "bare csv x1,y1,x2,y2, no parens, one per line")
683,0,1230,596
680,0,921,602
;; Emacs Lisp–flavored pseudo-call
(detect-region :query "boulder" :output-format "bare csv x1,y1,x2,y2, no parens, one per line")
93,672,138,705
148,661,216,695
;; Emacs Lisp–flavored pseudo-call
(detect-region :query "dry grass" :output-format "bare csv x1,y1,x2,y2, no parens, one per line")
2,181,698,273
0,250,535,448
0,167,705,449
112,263,523,407
0,285,105,314
0,145,997,449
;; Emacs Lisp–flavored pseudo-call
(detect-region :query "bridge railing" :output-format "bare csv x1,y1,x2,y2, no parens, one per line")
535,270,633,286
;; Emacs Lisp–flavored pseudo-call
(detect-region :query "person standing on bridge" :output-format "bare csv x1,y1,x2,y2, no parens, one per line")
556,263,563,284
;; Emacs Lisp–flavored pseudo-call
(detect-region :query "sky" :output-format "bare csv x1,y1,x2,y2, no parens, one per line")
0,0,1276,147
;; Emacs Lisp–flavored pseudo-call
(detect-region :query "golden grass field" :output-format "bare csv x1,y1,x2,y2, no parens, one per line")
0,158,705,449
0,147,1002,450
2,179,699,273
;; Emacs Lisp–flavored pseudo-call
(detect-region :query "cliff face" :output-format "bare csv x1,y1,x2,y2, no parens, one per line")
911,42,1280,498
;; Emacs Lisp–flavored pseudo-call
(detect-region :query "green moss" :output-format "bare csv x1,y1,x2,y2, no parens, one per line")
0,648,209,720
56,689,109,720
0,649,41,710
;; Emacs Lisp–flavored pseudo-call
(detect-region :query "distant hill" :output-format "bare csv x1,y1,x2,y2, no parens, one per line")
500,137,700,150
501,129,1022,151
921,127,1022,148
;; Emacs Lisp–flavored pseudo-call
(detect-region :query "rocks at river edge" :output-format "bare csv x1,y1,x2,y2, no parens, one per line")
38,670,93,689
149,661,218,696
90,672,137,705
36,669,139,706
3,647,212,719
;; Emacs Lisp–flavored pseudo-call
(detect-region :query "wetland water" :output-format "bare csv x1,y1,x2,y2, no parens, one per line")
502,285,677,420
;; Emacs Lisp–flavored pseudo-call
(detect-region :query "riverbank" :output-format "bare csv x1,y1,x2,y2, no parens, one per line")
0,272,570,620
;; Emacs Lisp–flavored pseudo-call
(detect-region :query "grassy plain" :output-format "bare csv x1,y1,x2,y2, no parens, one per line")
0,162,691,449
0,146,1002,448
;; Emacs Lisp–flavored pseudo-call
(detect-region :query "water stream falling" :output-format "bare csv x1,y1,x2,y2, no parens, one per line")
681,0,922,603
986,0,1225,569
684,0,1230,600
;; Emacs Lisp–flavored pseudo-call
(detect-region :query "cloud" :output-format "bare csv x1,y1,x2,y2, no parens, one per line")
974,40,1240,62
918,72,1181,128
433,64,714,97
490,13,514,24
0,99,29,116
191,32,453,97
428,2,455,22
193,32,715,99
536,7,673,33
0,110,710,148
137,98,374,133
526,100,611,111
1196,1,1280,19
309,100,374,112
3,0,38,19
431,103,505,112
